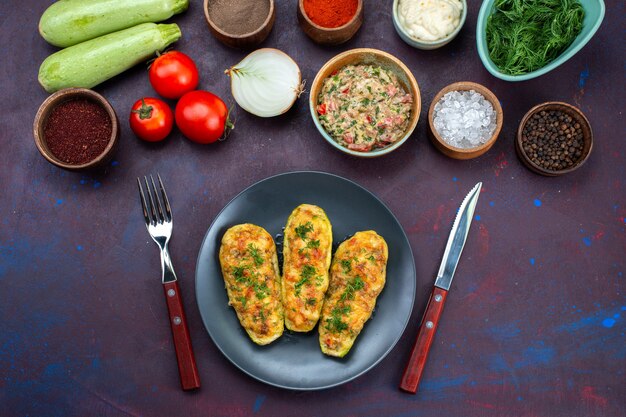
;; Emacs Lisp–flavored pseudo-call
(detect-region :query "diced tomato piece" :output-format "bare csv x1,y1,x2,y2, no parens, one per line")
341,88,350,94
317,103,326,115
348,143,372,152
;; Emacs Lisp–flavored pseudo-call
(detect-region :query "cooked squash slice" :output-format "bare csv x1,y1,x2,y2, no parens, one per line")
219,224,283,345
282,204,333,332
319,231,388,357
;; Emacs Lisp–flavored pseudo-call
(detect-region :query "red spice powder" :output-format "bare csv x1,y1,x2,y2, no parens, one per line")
43,99,112,165
303,0,358,28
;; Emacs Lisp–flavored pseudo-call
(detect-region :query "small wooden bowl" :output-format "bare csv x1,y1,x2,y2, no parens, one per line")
204,0,275,49
516,102,593,176
297,0,363,45
33,88,119,171
309,48,421,158
428,81,503,159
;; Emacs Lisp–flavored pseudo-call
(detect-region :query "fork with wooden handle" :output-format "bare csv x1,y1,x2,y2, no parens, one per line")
137,174,200,391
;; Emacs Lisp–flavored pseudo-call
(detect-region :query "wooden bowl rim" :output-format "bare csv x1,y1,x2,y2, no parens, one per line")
428,81,503,156
309,48,421,158
392,0,467,46
516,101,593,176
204,0,275,39
298,0,363,32
33,88,119,170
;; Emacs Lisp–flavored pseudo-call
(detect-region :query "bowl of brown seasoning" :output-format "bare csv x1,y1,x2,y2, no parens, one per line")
33,88,119,171
516,102,593,176
204,0,275,49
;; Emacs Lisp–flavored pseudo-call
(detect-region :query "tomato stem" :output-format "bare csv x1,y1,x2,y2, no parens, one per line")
219,105,236,142
131,98,154,120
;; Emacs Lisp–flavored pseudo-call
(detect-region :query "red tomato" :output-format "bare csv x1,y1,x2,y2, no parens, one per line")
129,98,173,142
175,90,232,144
149,51,199,99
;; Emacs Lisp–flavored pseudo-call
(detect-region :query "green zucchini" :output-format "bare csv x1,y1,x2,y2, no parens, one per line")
39,0,188,47
38,23,181,93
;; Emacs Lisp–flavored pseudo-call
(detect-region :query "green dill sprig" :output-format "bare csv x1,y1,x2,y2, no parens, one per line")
486,0,585,75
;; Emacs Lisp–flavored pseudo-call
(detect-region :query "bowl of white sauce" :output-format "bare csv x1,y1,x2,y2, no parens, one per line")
392,0,467,49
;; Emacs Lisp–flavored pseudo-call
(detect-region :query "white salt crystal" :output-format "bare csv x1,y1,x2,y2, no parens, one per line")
432,90,497,149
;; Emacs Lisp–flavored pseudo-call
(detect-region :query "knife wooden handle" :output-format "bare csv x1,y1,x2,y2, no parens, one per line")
163,281,201,391
399,286,448,394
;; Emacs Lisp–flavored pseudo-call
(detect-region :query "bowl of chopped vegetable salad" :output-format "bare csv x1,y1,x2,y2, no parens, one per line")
309,48,421,157
476,0,605,81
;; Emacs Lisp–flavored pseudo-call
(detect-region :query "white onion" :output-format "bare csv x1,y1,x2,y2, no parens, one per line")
227,48,302,118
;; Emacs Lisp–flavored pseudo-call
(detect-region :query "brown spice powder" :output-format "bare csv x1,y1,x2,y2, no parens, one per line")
207,0,271,36
43,99,112,165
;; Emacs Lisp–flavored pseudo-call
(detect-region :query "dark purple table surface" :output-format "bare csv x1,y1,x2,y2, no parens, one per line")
1,1,624,416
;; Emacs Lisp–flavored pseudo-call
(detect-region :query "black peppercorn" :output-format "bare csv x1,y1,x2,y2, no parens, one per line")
521,109,585,171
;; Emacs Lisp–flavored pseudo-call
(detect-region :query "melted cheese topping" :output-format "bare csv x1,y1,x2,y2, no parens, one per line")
282,204,333,332
219,224,283,345
319,231,388,357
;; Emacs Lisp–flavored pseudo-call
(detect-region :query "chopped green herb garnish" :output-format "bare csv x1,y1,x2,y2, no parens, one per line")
367,255,376,263
253,281,269,300
307,240,320,249
340,276,365,301
295,222,314,240
325,306,350,333
340,259,351,273
237,296,247,308
232,266,247,282
306,298,317,306
247,243,264,266
295,265,317,296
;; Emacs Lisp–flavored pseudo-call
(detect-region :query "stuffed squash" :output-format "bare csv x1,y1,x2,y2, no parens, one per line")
282,204,333,332
319,231,388,357
219,224,283,345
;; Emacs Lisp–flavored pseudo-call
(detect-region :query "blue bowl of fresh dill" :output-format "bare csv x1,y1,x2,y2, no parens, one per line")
476,0,605,81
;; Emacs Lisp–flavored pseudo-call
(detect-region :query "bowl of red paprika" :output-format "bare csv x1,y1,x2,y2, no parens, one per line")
297,0,364,45
33,88,119,171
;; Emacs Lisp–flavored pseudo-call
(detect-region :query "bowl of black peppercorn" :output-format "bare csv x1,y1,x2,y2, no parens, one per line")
516,102,593,176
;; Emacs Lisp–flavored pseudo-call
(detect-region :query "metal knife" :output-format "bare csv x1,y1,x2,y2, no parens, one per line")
400,182,482,394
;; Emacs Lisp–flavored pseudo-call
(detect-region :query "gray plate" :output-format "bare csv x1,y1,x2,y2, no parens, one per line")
195,171,416,390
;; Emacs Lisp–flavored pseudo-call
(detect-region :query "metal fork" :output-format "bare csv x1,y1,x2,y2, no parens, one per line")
138,175,200,391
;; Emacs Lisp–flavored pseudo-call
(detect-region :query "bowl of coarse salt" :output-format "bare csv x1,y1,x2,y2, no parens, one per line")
428,81,503,159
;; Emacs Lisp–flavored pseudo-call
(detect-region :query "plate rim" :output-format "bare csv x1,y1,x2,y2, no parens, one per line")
194,170,416,390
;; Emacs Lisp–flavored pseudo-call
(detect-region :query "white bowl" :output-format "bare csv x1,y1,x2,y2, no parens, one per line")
392,0,467,50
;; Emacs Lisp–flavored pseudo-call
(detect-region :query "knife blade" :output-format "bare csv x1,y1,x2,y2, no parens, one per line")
399,182,482,394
